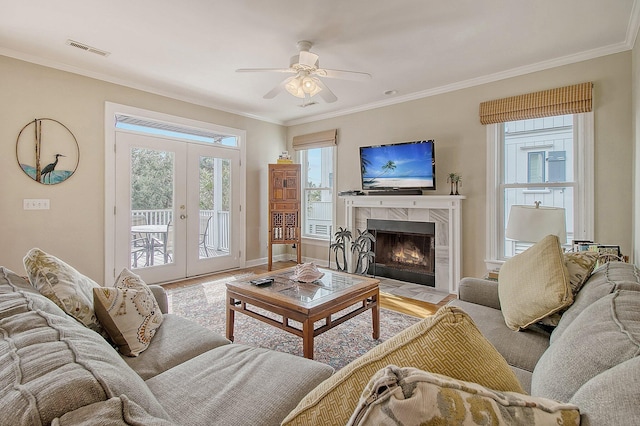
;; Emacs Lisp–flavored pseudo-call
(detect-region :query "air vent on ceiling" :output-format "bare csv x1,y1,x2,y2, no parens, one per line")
66,39,110,57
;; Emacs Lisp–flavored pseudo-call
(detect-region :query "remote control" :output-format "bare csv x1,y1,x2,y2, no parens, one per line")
250,278,274,286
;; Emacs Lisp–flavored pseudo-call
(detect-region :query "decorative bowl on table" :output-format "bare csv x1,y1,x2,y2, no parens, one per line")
290,263,324,283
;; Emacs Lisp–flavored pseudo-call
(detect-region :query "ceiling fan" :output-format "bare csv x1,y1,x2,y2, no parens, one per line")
236,40,371,103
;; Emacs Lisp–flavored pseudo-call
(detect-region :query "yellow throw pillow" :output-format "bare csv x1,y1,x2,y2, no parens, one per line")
282,306,524,426
498,235,572,331
23,247,105,335
347,365,580,426
93,269,163,356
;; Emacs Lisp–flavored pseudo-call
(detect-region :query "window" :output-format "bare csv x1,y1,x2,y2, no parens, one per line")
298,146,334,240
115,115,238,146
486,112,593,265
482,83,594,268
527,151,545,183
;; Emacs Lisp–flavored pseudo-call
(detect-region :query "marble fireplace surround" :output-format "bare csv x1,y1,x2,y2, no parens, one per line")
342,195,465,294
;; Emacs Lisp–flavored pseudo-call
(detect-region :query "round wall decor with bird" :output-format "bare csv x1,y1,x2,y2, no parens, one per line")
236,40,372,103
15,118,79,185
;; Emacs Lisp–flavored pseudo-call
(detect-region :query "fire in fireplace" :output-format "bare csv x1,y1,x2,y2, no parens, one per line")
367,219,435,286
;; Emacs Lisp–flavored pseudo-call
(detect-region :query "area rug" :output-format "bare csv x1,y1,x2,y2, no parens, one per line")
166,276,422,370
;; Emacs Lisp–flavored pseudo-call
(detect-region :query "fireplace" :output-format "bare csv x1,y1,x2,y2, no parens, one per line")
367,219,435,286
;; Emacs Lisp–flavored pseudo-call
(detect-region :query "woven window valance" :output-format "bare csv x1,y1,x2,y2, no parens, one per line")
479,82,593,125
292,129,337,150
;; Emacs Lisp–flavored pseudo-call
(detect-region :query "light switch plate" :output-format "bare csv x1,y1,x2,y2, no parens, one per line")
23,199,50,210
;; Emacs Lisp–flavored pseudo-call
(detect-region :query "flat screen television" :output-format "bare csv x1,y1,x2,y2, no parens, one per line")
359,140,435,192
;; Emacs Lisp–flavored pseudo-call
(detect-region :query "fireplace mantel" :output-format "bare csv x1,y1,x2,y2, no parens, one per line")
342,195,465,294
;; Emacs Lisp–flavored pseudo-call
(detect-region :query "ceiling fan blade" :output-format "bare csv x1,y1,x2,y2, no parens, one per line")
263,78,290,99
298,51,319,67
236,68,295,74
315,68,372,81
314,78,338,103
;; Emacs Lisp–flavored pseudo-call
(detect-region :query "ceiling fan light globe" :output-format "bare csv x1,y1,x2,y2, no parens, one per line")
301,76,320,94
285,76,305,98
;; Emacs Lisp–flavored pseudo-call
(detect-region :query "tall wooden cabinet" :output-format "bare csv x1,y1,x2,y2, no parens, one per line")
268,163,302,270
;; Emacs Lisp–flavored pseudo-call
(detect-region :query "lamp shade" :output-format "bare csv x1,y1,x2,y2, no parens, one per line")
505,205,566,243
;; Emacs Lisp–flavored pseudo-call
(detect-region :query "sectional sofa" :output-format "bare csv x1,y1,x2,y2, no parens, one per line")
0,265,333,425
2,237,639,424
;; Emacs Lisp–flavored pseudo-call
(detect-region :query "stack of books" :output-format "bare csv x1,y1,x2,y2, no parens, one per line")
572,240,627,263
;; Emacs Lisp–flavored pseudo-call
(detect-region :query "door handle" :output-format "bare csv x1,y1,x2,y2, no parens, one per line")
180,214,187,220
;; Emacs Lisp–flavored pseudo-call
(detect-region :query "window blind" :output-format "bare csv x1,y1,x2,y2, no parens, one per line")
292,129,337,150
479,82,593,125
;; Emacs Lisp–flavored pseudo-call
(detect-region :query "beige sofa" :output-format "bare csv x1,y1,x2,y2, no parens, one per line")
0,267,333,425
450,261,640,424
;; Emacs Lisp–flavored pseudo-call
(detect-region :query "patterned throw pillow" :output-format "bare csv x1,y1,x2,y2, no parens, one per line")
282,306,524,426
348,365,580,426
498,235,572,331
23,247,105,335
540,250,600,327
93,269,163,356
564,251,599,294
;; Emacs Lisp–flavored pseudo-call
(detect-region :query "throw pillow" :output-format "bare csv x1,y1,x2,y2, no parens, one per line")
282,306,524,426
23,247,105,335
539,250,600,327
498,234,572,331
347,365,580,426
564,251,599,294
93,268,163,356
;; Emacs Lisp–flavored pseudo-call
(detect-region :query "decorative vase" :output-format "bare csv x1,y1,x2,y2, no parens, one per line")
455,181,460,195
450,181,455,195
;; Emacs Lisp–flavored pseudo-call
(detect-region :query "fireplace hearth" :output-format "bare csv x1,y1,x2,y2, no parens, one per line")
367,219,435,286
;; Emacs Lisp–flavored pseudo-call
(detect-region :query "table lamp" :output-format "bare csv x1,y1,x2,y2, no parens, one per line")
505,202,566,243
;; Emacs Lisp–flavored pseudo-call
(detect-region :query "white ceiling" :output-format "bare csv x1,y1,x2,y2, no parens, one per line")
1,1,638,125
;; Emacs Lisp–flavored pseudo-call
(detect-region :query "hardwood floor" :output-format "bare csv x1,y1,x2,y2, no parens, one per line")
161,261,456,310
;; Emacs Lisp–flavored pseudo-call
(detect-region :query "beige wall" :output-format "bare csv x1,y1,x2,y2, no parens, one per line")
0,55,286,282
289,52,633,279
1,52,633,283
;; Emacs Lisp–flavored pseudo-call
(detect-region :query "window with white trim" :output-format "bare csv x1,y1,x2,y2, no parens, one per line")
292,129,337,241
298,146,334,240
482,83,594,268
486,112,594,265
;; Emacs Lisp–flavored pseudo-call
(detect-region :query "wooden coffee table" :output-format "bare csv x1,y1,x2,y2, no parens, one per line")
225,267,380,360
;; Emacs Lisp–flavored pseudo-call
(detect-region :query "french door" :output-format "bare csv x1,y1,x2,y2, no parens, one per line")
114,131,241,284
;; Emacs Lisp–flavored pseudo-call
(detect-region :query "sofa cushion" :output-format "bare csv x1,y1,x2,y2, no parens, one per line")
52,395,175,426
569,356,640,425
145,343,333,426
122,313,231,380
347,365,580,426
551,262,640,344
282,306,524,426
0,273,169,425
448,299,550,377
531,290,640,403
93,269,163,356
23,248,105,335
498,235,572,331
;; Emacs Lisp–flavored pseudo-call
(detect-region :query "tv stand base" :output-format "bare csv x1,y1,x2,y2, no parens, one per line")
367,189,423,196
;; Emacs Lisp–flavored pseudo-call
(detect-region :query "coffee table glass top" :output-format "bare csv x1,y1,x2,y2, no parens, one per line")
238,268,369,303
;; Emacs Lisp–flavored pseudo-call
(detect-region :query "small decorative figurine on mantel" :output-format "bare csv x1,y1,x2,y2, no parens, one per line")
447,173,462,195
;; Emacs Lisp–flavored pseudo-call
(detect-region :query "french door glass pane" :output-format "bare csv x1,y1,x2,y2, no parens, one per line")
130,147,175,268
198,155,231,259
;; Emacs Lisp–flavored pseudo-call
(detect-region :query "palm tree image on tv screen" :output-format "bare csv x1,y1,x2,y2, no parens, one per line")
359,140,435,191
